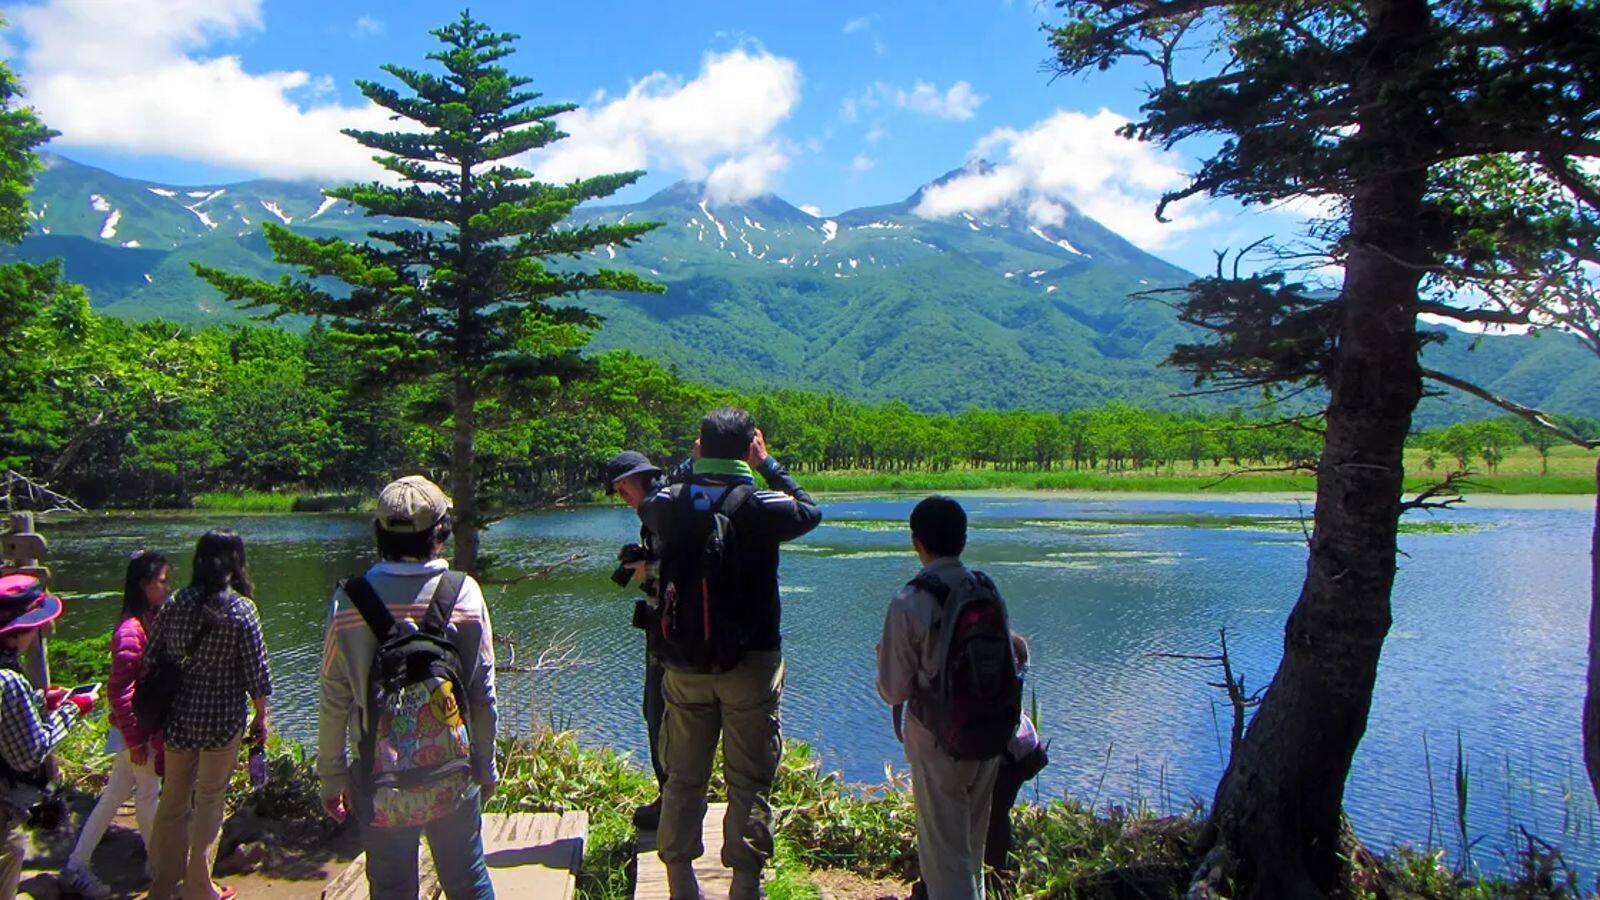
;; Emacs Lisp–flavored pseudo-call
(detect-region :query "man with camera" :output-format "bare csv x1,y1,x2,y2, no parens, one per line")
602,450,670,830
638,408,821,900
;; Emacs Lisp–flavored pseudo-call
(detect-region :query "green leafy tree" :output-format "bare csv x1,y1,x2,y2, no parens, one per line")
196,13,663,571
1051,1,1600,894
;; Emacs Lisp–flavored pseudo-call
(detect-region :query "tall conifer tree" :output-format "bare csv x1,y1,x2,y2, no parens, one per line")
198,12,663,571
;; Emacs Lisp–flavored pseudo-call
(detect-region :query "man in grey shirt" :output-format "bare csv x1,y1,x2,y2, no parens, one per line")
876,497,1000,900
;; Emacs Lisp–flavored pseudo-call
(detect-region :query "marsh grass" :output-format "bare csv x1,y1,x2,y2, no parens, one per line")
192,491,300,512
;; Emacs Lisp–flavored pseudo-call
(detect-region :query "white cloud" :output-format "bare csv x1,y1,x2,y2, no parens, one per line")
850,154,876,173
704,144,788,204
799,204,823,218
895,80,984,121
914,108,1216,249
864,124,886,144
11,0,394,182
533,48,802,203
843,16,871,33
353,15,384,37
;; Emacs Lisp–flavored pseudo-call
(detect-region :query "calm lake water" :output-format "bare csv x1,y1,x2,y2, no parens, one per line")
35,493,1599,873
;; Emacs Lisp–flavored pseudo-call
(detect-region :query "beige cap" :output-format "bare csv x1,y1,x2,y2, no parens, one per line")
376,475,453,534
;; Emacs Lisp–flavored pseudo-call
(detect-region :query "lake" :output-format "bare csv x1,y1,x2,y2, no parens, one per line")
33,492,1599,873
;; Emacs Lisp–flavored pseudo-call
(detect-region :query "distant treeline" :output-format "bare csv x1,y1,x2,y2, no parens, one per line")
5,296,1589,508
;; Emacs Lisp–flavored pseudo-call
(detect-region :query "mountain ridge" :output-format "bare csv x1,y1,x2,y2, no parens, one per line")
8,153,1598,423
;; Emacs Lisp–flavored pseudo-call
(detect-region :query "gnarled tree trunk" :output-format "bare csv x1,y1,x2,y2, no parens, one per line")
1193,4,1430,896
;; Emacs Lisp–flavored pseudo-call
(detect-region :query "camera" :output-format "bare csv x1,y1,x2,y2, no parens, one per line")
610,543,652,587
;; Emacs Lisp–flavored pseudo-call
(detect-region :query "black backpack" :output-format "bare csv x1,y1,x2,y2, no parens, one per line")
655,482,755,674
903,570,1022,760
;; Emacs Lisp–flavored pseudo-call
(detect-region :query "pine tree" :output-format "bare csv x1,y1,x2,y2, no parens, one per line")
1051,1,1600,895
197,12,663,572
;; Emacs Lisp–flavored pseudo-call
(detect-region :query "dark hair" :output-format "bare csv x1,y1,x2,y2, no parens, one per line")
189,530,254,599
910,495,967,558
700,406,756,460
1011,631,1030,672
375,516,453,562
121,551,169,622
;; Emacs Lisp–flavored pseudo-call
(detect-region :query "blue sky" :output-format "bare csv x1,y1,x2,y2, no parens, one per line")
2,0,1313,273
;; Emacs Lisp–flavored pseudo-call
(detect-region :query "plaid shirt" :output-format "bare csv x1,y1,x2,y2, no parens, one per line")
0,653,76,811
147,588,272,750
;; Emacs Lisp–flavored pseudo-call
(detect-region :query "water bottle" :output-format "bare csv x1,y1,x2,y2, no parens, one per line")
248,744,268,789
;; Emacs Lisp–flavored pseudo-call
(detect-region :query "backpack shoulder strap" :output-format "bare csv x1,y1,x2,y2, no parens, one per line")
343,576,396,641
420,570,468,635
908,572,951,606
716,482,756,515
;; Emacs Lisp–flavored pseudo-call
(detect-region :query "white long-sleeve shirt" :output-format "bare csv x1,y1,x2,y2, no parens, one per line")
316,558,497,801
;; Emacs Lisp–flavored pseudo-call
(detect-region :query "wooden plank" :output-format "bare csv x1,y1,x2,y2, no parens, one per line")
322,846,441,900
325,811,587,900
635,803,738,900
481,811,589,900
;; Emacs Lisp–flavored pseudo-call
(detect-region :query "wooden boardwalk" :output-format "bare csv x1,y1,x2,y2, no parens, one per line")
634,802,737,900
323,811,588,900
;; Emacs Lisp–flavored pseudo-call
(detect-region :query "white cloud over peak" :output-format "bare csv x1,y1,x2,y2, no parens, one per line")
894,80,984,121
534,48,802,203
914,108,1213,249
799,204,823,218
850,154,876,173
11,0,393,182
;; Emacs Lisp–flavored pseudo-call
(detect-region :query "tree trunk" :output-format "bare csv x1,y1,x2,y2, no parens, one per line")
1195,4,1430,895
1583,459,1600,808
451,377,479,575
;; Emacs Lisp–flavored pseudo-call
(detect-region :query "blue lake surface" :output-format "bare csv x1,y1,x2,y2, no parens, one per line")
38,492,1598,873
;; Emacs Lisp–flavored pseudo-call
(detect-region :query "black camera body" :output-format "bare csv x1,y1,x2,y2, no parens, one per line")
610,542,652,587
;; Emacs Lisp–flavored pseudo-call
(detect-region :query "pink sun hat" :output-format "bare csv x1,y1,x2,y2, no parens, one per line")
0,573,64,636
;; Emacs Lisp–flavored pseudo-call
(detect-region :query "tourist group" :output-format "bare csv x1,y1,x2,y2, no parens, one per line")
0,405,1046,900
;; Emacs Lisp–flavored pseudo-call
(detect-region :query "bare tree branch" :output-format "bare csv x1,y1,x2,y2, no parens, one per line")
1421,368,1600,450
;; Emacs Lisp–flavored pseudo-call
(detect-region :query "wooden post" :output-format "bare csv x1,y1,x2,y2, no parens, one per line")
4,512,50,687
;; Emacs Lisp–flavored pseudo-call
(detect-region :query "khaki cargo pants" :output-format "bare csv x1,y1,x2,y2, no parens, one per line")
657,651,784,875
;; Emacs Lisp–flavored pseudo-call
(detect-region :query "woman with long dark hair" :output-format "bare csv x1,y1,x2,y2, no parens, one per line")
58,551,171,898
145,531,271,900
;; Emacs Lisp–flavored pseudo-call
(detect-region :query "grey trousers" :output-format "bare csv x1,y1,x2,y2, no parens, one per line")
904,717,999,900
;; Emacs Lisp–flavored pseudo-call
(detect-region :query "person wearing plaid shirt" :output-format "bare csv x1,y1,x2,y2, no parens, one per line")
0,574,96,900
146,531,271,900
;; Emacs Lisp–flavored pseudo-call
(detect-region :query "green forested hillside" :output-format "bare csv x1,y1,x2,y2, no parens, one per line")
11,154,1598,423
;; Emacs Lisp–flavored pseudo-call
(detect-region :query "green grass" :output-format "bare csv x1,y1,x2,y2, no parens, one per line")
192,491,300,512
801,446,1599,496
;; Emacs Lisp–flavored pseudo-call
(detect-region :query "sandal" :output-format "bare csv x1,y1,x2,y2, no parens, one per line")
215,884,237,900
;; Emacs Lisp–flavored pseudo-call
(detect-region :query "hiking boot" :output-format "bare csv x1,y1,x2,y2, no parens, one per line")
632,797,662,830
730,868,765,900
59,861,111,899
665,862,701,899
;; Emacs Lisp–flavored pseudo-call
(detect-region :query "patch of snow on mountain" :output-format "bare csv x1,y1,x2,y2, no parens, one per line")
744,216,765,232
147,187,177,198
729,251,737,259
121,240,140,248
99,208,121,239
241,216,251,225
854,221,903,230
649,268,661,275
740,235,755,255
89,194,112,212
605,245,616,259
1046,285,1058,294
311,197,339,219
187,190,212,198
1138,279,1150,285
777,257,792,265
1004,272,1016,278
822,220,838,242
1028,270,1046,278
698,201,728,241
1029,225,1085,256
186,205,217,230
689,218,700,228
848,258,858,269
261,200,292,225
143,274,153,284
960,212,982,231
39,227,48,234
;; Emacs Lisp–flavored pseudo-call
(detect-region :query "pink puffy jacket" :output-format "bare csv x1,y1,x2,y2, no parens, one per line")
107,615,150,748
